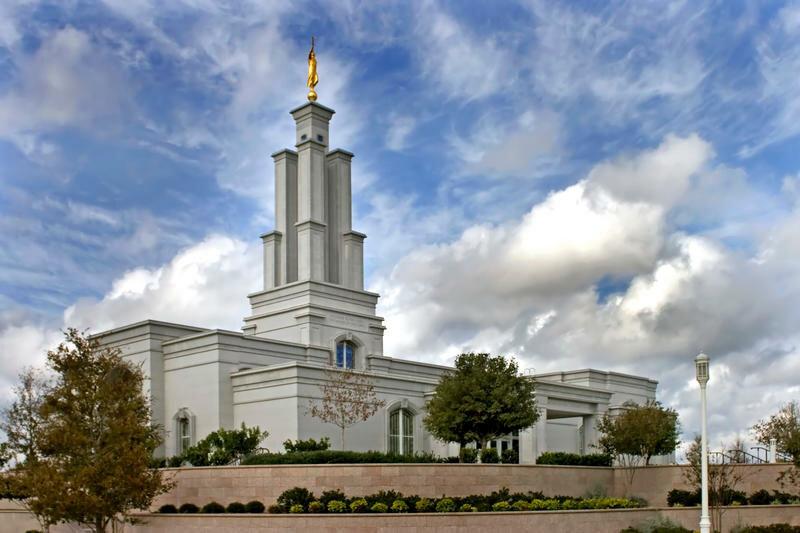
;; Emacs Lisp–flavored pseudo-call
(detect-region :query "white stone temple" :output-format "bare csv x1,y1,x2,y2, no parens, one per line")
96,99,661,463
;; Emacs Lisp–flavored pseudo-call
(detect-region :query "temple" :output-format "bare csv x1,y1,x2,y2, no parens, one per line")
95,97,662,463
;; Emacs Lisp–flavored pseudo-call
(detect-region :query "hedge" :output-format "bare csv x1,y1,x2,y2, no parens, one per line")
241,450,445,465
667,488,799,507
267,486,644,513
535,452,612,467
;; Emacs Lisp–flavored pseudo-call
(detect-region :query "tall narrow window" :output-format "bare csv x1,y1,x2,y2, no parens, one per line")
389,408,414,455
336,340,355,369
178,416,191,454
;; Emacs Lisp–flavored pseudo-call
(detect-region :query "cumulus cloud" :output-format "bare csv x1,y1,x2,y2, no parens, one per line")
64,235,259,332
374,133,800,444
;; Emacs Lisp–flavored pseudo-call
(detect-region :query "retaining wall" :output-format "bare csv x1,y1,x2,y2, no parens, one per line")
2,505,799,533
153,463,792,509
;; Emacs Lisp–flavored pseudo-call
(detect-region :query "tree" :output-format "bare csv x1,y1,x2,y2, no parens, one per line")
596,400,680,492
2,328,173,533
179,424,266,466
307,367,386,450
0,367,53,531
423,352,538,460
684,436,747,533
752,400,800,458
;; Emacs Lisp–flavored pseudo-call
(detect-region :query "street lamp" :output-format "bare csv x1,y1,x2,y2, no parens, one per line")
695,353,711,533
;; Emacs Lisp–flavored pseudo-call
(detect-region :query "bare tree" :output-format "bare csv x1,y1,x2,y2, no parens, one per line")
684,436,750,533
307,367,385,450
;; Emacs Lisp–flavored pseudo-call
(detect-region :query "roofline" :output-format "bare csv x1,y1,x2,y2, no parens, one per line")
89,319,208,339
535,368,659,385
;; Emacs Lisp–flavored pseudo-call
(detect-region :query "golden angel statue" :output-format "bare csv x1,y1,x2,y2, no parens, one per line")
307,37,318,101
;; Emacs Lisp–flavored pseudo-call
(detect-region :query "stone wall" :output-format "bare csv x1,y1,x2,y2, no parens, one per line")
153,464,614,508
617,463,791,506
3,505,799,533
152,463,792,509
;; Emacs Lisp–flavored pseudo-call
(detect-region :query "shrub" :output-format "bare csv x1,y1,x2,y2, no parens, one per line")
391,499,408,513
245,500,265,513
748,489,772,505
283,437,331,453
277,487,315,512
308,501,325,513
289,504,304,514
480,448,500,463
735,526,800,533
242,450,444,465
530,499,559,511
158,504,177,513
622,515,692,533
364,489,405,506
666,489,700,507
201,501,226,514
180,423,266,466
436,498,456,513
492,501,511,511
370,502,388,513
225,501,246,513
327,500,347,513
459,503,475,512
350,498,368,513
502,448,519,464
319,489,347,506
511,500,530,511
167,456,184,467
267,504,283,514
460,448,478,463
415,498,433,512
178,503,199,514
536,451,612,466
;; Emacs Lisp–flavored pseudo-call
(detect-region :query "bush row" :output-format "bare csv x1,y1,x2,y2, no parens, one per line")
241,450,447,465
667,488,800,507
158,501,265,514
734,526,800,533
269,486,644,514
535,452,613,467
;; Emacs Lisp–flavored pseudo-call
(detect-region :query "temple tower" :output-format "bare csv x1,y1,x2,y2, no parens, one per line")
242,101,385,367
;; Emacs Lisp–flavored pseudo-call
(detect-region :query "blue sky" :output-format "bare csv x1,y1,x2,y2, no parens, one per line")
2,0,800,450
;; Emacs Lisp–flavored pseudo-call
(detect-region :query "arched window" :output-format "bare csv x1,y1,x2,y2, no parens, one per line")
173,408,195,455
389,408,414,455
336,340,355,369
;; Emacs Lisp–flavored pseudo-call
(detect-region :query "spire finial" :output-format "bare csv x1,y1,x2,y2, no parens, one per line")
307,36,318,102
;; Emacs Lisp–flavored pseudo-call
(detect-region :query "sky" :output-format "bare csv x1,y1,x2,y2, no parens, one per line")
1,0,800,455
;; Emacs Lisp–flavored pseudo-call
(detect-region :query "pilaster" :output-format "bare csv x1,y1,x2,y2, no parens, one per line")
342,231,366,290
272,150,298,284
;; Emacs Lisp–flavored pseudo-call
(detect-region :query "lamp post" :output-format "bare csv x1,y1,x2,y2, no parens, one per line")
695,353,711,533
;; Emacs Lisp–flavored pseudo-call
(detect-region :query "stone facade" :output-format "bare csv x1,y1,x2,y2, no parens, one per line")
94,99,662,461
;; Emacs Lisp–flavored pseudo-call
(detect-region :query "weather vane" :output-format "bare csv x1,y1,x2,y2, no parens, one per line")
307,36,318,102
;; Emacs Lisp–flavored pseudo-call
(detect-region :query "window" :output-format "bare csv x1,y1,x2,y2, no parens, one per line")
178,415,191,454
389,408,414,455
336,340,355,369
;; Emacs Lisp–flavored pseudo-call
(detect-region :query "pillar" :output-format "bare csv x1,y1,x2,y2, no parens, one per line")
272,150,297,285
582,414,599,455
261,231,281,289
327,149,354,284
519,426,536,464
533,406,548,463
342,231,366,289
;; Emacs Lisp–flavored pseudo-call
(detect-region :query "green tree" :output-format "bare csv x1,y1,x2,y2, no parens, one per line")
752,400,800,457
423,352,538,459
2,329,172,533
180,424,266,466
596,400,680,493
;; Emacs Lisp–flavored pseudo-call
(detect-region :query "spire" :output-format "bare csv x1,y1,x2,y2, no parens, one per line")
307,36,318,102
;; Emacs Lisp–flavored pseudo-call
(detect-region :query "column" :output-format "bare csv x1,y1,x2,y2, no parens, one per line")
261,231,281,289
272,150,297,284
326,149,354,284
582,414,598,455
342,231,365,289
518,427,536,464
533,406,547,463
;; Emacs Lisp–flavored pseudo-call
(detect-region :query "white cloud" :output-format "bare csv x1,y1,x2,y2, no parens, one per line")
588,133,713,208
414,2,513,101
64,235,259,332
385,114,416,151
0,27,128,148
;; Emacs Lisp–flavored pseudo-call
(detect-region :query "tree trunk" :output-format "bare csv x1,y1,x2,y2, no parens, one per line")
341,426,346,451
94,516,105,533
